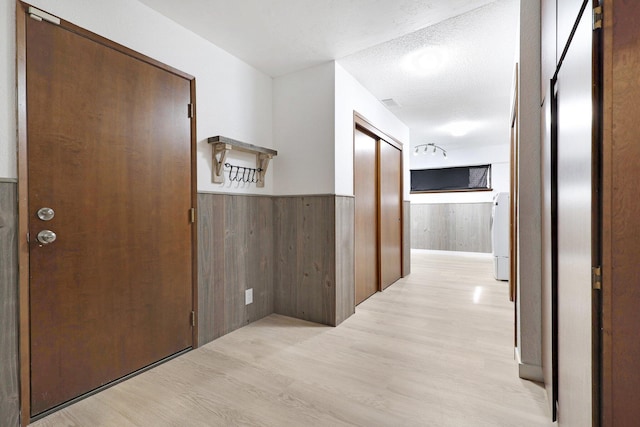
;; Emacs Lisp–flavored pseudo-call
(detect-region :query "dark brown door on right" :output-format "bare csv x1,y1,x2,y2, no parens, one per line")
26,15,194,415
379,140,402,289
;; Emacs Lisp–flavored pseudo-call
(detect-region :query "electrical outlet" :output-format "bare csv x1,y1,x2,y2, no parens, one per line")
245,288,253,305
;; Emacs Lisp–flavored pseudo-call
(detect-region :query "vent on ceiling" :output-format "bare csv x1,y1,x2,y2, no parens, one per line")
381,98,401,108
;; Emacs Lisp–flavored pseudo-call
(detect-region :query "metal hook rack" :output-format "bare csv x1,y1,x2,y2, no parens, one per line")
224,163,263,184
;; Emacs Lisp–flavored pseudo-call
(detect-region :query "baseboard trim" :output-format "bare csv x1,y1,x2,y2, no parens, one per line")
519,362,544,382
515,347,544,382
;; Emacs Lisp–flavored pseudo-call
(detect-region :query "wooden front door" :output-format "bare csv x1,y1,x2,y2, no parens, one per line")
25,13,195,416
379,141,402,289
354,128,378,305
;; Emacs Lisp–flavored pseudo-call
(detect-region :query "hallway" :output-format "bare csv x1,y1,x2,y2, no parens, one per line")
32,251,552,426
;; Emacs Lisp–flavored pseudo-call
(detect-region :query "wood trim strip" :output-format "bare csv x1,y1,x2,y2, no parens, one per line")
600,0,613,424
509,63,519,305
375,137,382,292
16,3,30,425
207,136,278,156
190,79,198,349
354,112,404,150
550,77,559,422
591,1,604,423
197,191,353,198
400,143,405,280
411,188,494,194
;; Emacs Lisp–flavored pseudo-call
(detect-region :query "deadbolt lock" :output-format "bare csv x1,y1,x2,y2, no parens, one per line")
37,207,55,221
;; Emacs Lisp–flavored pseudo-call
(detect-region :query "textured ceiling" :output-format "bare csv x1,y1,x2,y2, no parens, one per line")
138,0,518,150
137,0,496,77
339,0,518,150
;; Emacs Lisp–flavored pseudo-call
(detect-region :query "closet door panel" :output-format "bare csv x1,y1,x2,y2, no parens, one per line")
354,129,378,304
379,140,402,289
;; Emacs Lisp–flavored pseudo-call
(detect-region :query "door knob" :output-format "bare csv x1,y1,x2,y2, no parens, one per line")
37,207,55,221
37,230,57,245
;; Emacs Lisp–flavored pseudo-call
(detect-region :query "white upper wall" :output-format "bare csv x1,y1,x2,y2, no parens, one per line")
273,62,336,195
273,61,410,197
2,2,410,197
335,63,410,198
1,0,274,194
410,142,510,204
0,0,16,179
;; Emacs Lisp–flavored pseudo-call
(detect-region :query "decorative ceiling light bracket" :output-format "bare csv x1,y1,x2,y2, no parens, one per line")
413,143,447,158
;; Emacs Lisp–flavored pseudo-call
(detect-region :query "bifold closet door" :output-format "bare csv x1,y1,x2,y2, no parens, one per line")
354,129,378,305
379,140,402,289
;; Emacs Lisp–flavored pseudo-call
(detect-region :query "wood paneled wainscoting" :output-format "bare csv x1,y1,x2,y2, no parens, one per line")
1,190,356,425
403,200,411,276
197,193,355,347
410,202,492,253
2,189,357,424
197,194,275,344
273,195,355,327
335,196,356,325
0,190,356,425
0,181,19,426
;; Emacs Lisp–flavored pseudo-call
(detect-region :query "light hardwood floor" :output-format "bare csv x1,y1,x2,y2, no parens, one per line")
31,250,552,427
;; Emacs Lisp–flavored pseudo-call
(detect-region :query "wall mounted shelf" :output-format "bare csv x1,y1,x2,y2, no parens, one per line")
207,136,277,188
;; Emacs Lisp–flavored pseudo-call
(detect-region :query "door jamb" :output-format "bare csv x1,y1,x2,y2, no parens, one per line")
16,4,29,424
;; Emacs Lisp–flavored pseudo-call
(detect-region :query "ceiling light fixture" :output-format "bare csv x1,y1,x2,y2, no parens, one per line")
401,46,447,76
439,120,480,137
413,143,447,158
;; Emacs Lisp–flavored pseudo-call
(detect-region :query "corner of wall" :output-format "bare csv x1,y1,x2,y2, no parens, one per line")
273,62,336,195
333,62,410,197
197,193,275,345
515,346,544,383
334,195,355,325
517,0,543,369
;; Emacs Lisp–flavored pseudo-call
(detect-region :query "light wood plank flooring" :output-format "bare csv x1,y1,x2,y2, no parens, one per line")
31,250,552,426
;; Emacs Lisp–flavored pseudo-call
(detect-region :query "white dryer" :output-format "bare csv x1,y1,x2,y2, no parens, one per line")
491,192,510,281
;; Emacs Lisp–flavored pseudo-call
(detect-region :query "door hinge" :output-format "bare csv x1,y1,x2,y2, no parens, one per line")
187,103,194,118
593,5,603,30
592,266,602,290
189,207,196,223
191,311,196,327
26,232,30,243
28,6,61,25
